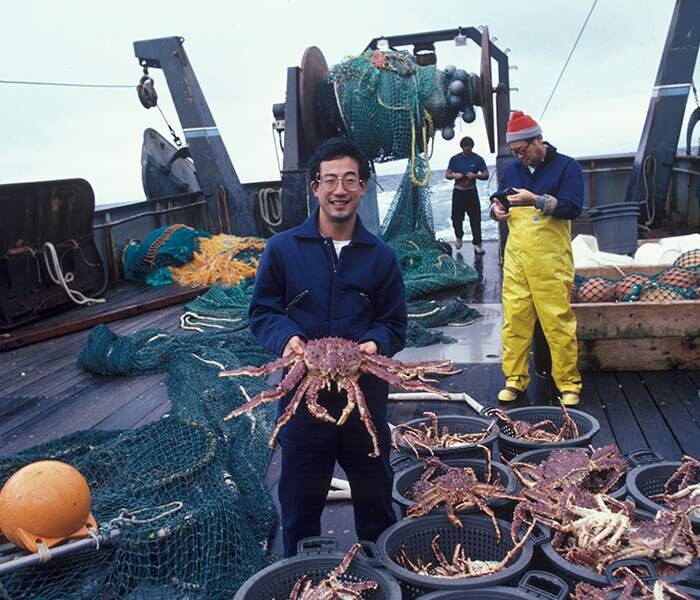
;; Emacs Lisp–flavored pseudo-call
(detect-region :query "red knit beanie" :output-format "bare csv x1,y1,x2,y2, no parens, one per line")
506,110,542,143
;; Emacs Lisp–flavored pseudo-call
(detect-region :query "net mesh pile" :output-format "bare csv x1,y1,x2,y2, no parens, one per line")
573,263,699,303
0,324,278,599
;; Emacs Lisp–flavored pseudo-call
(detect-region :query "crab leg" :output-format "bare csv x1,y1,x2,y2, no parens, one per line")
219,353,297,378
348,378,380,458
268,377,313,448
223,360,306,420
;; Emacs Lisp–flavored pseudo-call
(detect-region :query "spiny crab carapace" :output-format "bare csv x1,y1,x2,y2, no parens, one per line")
219,337,460,457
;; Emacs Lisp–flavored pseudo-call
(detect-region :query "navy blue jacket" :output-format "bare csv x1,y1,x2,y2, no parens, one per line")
249,208,407,358
497,143,583,220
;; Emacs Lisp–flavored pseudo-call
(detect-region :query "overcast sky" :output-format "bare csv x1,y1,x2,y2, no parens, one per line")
1,0,696,204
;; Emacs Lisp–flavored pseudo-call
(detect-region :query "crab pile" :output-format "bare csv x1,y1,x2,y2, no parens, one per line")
509,445,628,495
286,543,378,599
573,566,695,600
220,337,459,457
489,402,579,442
392,411,494,457
513,485,700,575
404,451,518,538
395,522,535,580
650,456,700,518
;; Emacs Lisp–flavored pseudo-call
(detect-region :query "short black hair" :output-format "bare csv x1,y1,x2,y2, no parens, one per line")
308,137,372,182
460,136,474,149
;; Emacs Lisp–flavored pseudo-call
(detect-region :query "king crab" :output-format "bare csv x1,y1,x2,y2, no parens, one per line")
509,445,628,494
572,566,695,600
404,449,519,539
287,543,378,599
651,456,700,518
220,337,459,457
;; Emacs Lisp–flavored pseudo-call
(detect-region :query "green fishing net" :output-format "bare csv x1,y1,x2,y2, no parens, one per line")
0,323,278,599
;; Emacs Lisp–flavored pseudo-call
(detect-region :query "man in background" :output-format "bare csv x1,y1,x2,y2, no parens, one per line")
446,136,489,254
490,110,583,406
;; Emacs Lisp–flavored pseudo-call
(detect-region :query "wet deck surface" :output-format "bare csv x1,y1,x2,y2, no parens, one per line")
0,239,698,555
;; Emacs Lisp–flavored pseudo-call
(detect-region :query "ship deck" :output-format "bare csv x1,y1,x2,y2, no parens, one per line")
0,240,698,554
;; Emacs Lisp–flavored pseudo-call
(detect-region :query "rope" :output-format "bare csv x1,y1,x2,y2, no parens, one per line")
642,154,657,227
180,311,242,332
190,353,226,371
540,0,598,120
42,242,106,306
258,188,283,233
105,501,184,529
0,78,133,88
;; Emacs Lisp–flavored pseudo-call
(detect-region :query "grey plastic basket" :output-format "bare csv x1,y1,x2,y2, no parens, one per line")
233,537,401,599
415,571,569,599
393,414,498,460
376,514,542,600
488,406,599,461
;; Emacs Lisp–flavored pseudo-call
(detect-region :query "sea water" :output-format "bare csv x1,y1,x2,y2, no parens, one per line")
376,169,499,243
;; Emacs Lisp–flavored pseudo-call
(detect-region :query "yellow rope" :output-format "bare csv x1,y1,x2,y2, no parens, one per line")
409,112,431,188
169,235,265,288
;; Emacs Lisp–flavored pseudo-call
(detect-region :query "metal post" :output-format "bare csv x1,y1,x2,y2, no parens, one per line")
133,37,257,236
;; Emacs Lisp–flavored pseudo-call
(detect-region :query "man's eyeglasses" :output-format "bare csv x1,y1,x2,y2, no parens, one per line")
316,174,362,192
510,141,532,157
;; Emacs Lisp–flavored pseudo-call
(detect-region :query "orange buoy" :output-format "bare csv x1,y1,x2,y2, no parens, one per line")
0,460,97,552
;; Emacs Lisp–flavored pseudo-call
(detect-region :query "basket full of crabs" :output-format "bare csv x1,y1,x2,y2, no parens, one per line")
509,445,629,501
233,537,401,600
391,446,520,524
486,402,600,461
392,411,499,460
520,484,700,588
625,453,700,531
375,514,543,600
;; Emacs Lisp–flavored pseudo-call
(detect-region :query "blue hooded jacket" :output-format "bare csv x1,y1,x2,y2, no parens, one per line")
249,207,407,358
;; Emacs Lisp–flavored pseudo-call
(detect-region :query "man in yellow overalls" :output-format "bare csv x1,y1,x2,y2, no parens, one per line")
491,111,583,406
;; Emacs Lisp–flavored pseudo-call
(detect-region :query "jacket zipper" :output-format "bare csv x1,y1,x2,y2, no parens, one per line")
285,289,309,314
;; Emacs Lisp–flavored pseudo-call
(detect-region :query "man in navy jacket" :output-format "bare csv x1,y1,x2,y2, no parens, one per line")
249,137,407,556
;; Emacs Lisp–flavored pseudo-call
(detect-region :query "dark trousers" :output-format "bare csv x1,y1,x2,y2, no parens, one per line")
277,375,396,557
451,187,482,245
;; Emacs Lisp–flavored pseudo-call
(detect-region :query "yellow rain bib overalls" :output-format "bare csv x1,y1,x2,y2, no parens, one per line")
501,205,581,395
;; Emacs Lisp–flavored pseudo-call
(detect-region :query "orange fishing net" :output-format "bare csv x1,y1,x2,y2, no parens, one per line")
169,234,265,287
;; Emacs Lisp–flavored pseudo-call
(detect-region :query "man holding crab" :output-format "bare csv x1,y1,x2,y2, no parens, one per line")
248,137,407,557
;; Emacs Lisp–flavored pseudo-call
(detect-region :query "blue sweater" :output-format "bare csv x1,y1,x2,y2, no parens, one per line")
497,143,583,220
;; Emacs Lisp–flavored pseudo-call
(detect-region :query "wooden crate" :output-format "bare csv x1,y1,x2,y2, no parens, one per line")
573,265,700,370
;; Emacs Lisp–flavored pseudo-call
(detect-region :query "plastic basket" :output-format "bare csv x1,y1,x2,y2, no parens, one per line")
416,571,569,599
393,414,499,460
625,452,700,530
539,514,700,587
489,406,599,461
392,457,519,517
233,537,401,600
510,447,628,500
376,514,541,599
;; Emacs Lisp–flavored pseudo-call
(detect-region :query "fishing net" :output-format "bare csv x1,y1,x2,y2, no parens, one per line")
673,249,700,271
0,323,279,599
123,225,210,286
328,50,453,168
573,266,699,303
169,235,265,288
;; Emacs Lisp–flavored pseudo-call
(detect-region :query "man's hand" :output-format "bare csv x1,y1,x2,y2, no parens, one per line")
491,200,510,221
466,171,477,181
283,335,306,357
359,341,378,355
507,187,538,207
